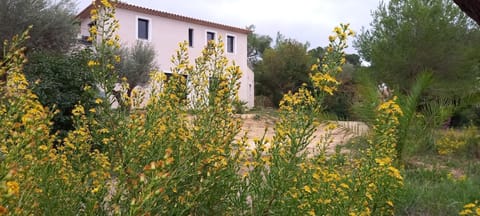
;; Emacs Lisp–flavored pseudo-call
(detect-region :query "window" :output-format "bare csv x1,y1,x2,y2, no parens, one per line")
188,28,194,47
82,21,97,45
88,21,96,29
227,35,235,53
206,31,215,42
138,18,149,40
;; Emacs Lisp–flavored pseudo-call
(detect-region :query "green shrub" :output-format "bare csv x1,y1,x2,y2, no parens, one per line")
24,50,96,138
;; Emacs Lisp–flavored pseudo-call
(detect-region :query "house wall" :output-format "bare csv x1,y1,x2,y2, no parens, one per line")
79,8,254,108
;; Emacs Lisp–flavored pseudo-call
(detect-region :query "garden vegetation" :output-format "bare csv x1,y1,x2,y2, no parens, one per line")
0,0,478,215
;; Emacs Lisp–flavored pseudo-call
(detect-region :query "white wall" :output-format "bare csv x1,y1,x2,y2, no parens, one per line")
79,7,254,108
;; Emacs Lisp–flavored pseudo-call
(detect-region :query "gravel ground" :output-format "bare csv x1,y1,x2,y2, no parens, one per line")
236,114,369,154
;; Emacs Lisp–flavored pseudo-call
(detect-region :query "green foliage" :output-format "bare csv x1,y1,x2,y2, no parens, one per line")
352,71,458,162
306,46,359,119
395,72,436,160
451,106,480,127
246,25,272,68
307,46,325,65
0,0,78,57
249,30,360,112
0,17,408,215
24,50,96,137
233,100,248,114
255,34,310,106
117,41,157,93
323,63,356,119
355,0,480,98
351,69,383,124
345,54,361,66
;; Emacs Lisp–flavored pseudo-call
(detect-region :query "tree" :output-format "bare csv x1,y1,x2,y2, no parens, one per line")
247,25,272,68
0,0,78,57
24,50,96,137
345,53,361,66
307,46,325,66
306,46,360,119
354,0,480,98
117,41,157,95
255,34,310,106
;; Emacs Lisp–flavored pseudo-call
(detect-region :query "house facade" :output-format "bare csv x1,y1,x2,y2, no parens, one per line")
77,2,254,108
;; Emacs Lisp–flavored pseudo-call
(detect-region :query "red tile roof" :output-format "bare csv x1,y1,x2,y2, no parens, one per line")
77,1,250,34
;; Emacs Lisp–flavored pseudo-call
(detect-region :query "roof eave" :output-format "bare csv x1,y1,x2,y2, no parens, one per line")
76,1,251,35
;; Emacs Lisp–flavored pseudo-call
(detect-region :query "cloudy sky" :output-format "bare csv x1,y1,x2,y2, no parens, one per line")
76,0,383,53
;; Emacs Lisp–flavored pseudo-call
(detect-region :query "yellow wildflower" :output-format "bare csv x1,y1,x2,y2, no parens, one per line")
340,183,350,189
334,26,342,34
303,185,312,193
329,35,336,42
72,105,85,116
91,186,100,194
386,200,394,207
165,157,174,165
322,86,334,95
100,0,112,8
464,203,476,209
459,209,473,215
87,60,97,67
375,157,392,166
89,26,97,35
6,181,19,195
106,39,114,47
38,145,48,151
313,173,320,180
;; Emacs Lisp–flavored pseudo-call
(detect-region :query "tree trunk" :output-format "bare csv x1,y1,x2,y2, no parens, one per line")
453,0,480,25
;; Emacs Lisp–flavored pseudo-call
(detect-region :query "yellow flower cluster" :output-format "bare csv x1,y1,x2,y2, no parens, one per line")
460,201,480,216
88,0,122,104
0,2,407,214
435,129,469,155
310,23,353,97
0,28,77,214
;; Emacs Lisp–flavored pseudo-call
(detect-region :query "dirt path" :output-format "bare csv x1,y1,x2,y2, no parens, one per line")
237,114,369,154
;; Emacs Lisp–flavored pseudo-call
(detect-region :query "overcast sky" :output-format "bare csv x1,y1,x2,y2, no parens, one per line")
76,0,383,53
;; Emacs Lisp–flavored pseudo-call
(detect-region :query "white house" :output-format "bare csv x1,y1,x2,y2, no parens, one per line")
77,1,254,108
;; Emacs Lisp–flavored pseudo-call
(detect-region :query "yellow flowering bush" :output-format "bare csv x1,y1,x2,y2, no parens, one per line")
0,27,99,215
0,2,405,215
436,129,467,155
436,126,479,156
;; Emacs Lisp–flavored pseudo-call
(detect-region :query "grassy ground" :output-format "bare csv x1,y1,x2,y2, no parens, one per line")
397,154,480,215
246,109,480,215
343,126,480,215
